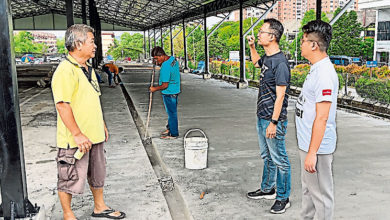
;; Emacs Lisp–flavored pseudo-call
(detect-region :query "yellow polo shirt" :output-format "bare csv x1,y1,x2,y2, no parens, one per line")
51,55,105,148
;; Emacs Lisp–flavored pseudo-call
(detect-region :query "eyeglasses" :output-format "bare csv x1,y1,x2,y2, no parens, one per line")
300,39,317,45
258,30,275,35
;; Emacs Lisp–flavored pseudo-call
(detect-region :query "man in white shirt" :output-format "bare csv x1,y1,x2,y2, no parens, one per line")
295,20,338,220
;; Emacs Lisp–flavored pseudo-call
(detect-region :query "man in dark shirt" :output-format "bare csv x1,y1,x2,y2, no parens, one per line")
246,18,292,214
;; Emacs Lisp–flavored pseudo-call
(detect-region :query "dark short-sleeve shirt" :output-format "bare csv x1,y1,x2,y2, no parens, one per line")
257,51,291,121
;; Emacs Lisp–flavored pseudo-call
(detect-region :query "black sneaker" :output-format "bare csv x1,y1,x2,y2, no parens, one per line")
270,198,290,214
247,188,276,200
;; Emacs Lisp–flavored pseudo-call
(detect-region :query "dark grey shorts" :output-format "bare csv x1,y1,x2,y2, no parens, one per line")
56,142,106,195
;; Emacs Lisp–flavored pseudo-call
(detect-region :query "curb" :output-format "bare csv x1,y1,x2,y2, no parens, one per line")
209,73,390,119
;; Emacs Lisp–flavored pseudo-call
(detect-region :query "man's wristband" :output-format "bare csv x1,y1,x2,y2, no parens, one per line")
271,119,278,125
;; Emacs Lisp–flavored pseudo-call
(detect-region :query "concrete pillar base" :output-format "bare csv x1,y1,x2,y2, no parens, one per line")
203,73,212,79
183,69,190,73
16,205,46,220
237,81,248,89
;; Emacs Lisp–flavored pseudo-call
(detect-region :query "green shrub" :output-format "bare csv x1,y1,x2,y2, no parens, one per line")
338,73,345,90
291,70,344,90
220,63,228,75
188,61,195,69
290,70,308,87
355,78,390,104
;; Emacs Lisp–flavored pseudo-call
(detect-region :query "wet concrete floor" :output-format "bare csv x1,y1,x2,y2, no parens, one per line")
121,66,390,220
11,64,390,219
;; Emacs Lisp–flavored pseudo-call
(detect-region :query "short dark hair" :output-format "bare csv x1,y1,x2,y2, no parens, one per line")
118,67,124,72
263,18,284,43
302,20,332,52
151,46,166,57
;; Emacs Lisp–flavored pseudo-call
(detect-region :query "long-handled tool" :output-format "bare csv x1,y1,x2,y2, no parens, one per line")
144,62,156,140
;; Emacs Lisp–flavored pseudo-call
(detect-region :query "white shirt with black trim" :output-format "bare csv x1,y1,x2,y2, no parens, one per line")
295,57,339,154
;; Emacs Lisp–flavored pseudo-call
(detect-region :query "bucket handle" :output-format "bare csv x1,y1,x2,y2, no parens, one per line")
184,129,207,139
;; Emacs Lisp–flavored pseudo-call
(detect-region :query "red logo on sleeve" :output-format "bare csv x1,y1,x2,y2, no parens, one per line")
322,89,332,96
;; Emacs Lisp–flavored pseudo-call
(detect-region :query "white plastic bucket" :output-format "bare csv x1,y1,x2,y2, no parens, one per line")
184,129,208,169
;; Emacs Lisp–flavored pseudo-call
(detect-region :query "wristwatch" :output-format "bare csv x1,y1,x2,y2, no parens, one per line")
271,119,278,125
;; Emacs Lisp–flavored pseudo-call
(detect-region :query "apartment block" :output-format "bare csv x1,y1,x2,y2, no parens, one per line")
32,32,57,54
102,32,115,57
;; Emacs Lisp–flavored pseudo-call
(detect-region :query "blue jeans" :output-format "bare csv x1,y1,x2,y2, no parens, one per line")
96,72,103,83
256,117,291,201
162,94,179,137
102,67,113,86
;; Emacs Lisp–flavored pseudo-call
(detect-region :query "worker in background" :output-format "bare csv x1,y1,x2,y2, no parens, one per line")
102,60,119,88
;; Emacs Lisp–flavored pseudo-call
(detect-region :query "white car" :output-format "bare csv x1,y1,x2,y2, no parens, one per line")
48,57,62,62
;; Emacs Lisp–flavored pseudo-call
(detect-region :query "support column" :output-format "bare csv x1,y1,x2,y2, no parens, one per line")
81,0,87,24
161,26,163,48
316,0,322,20
154,28,156,48
170,23,174,56
0,0,39,218
204,13,211,79
144,30,146,59
373,10,378,61
65,0,74,28
185,21,202,72
183,19,188,72
148,30,151,57
89,0,102,68
238,0,248,88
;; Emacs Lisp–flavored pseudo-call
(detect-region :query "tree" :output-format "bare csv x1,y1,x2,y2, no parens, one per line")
56,38,67,54
107,32,143,60
288,10,330,61
173,29,184,58
328,8,364,57
360,37,374,61
13,31,46,55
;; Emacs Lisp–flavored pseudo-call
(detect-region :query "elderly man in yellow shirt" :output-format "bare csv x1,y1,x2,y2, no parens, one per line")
51,24,125,220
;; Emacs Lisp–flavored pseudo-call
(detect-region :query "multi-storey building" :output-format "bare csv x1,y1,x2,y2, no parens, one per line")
102,32,115,57
359,0,390,65
229,9,247,21
31,32,57,54
306,0,358,13
263,0,358,23
267,0,302,21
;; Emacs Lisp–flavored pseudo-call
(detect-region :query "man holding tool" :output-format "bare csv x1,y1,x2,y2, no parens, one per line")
246,18,292,214
149,46,181,139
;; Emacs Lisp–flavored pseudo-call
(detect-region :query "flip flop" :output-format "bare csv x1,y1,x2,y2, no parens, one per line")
160,135,178,140
160,130,170,136
91,208,126,219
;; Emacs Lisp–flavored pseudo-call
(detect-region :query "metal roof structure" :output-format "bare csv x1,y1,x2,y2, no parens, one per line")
11,0,276,31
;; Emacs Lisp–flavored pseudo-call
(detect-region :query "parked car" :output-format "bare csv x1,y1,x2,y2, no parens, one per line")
47,56,62,62
33,58,44,64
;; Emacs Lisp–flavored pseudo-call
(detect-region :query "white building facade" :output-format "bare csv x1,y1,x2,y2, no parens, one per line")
360,0,390,65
